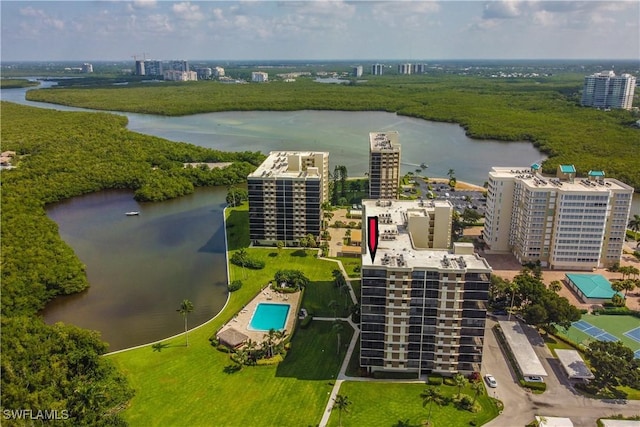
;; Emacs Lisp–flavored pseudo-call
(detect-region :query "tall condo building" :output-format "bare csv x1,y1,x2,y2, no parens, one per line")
483,164,634,270
360,199,492,376
369,131,401,200
353,66,363,77
398,63,412,75
372,64,384,75
581,71,636,110
170,60,190,72
141,60,163,76
251,72,269,82
248,151,329,246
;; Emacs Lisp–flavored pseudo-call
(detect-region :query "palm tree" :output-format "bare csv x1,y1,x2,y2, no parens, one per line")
621,279,637,298
506,280,519,321
333,394,352,427
177,299,194,346
332,320,344,355
549,280,563,293
470,380,484,405
453,373,467,398
447,168,456,179
341,282,351,309
276,240,284,254
263,328,278,358
420,386,442,426
328,299,339,318
628,214,640,239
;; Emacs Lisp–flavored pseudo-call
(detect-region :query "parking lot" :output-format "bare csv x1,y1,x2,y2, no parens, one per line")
415,177,487,216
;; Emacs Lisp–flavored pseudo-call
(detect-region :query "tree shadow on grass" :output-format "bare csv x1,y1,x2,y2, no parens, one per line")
223,364,242,374
276,321,352,381
151,342,181,352
225,209,249,251
290,250,308,257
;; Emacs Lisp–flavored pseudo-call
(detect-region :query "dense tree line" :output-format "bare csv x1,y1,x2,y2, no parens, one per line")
0,102,264,424
26,75,640,189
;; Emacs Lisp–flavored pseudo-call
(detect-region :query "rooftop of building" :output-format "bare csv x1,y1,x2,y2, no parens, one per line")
488,166,634,192
369,131,400,152
248,151,328,180
361,199,491,271
565,274,619,299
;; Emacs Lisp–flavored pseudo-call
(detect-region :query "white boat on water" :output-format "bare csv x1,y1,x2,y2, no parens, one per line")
125,211,140,216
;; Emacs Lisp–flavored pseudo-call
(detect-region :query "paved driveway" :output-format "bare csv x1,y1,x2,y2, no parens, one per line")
481,317,640,427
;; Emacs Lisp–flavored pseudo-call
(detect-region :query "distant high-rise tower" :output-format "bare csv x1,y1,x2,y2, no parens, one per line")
412,63,426,74
353,66,363,77
81,63,93,73
135,60,145,76
143,60,163,76
368,131,401,199
170,60,189,72
372,63,384,76
398,63,412,75
581,71,636,110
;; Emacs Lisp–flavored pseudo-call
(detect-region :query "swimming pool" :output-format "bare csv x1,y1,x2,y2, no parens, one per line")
249,303,290,331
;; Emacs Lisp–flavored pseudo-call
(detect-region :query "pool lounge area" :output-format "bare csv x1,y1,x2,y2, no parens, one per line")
217,287,301,347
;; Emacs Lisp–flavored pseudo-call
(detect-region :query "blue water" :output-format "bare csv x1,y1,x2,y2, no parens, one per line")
249,303,290,331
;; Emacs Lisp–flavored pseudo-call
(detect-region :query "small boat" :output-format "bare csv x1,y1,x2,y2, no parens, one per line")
125,211,140,216
420,162,428,169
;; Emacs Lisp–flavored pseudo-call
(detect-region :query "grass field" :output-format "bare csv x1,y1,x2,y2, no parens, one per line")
330,256,362,278
557,314,640,352
327,382,499,427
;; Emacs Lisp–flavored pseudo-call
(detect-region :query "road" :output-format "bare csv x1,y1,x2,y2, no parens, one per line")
481,317,640,426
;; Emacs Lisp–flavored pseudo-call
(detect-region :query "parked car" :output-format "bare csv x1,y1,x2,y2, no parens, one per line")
524,376,544,383
484,374,498,388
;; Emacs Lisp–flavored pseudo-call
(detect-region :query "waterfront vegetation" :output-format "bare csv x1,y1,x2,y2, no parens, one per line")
0,78,39,89
26,75,640,189
0,103,264,424
327,381,499,427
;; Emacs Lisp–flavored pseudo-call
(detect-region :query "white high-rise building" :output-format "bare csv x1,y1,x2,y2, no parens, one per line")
372,64,384,76
581,71,636,110
398,63,412,75
353,66,363,77
483,164,634,270
252,72,268,82
163,70,197,81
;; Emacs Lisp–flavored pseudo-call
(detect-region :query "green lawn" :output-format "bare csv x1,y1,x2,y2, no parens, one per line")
109,204,357,425
327,382,499,427
330,256,362,278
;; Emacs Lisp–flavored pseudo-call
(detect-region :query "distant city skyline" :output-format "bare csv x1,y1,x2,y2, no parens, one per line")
1,1,639,62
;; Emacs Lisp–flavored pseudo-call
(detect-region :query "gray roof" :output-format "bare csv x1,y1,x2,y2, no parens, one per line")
217,327,249,348
555,349,594,380
498,321,548,377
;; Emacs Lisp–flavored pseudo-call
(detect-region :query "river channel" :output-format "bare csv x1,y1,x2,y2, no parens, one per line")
2,82,638,351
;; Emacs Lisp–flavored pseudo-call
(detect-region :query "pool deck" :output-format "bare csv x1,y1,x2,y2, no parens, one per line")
218,286,302,344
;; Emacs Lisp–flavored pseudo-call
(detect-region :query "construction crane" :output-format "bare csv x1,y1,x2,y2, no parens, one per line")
131,53,150,62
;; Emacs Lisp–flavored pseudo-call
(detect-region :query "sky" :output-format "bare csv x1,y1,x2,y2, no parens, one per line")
1,0,639,61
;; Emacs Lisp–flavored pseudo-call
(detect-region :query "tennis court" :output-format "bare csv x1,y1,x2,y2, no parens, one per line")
623,326,640,344
559,315,640,358
572,319,619,342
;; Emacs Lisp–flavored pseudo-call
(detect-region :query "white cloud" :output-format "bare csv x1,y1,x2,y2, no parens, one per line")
482,1,522,19
172,2,204,22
